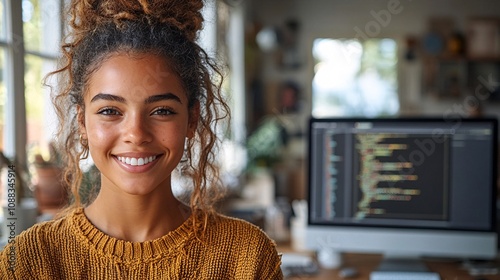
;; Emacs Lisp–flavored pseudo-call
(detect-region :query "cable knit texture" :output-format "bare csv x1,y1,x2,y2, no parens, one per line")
0,208,283,279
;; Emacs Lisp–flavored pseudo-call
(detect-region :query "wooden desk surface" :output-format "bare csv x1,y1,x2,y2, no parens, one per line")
279,246,500,280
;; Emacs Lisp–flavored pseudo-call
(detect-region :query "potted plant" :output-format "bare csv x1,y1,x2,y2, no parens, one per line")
30,142,68,218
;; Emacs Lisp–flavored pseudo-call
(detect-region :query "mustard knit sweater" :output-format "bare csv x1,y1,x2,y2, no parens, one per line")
0,208,283,279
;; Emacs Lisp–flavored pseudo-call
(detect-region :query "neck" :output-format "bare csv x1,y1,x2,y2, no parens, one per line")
84,181,191,242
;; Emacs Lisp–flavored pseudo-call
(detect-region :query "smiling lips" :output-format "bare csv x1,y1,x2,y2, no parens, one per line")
117,155,157,166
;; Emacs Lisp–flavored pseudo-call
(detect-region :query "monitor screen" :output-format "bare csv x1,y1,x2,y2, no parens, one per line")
306,117,498,260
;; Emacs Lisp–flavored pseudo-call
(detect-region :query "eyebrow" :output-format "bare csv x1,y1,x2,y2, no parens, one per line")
90,93,126,103
145,93,182,105
90,93,182,104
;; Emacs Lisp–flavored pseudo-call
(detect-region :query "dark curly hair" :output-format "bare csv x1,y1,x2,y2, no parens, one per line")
48,0,230,229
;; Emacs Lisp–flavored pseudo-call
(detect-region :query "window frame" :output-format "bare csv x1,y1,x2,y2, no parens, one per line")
3,0,27,168
2,0,63,179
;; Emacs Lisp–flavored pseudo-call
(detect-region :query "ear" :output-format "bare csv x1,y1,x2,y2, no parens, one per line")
187,101,200,139
77,105,87,136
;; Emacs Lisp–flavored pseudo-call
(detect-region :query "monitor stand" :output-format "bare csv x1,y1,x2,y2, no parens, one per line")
377,258,429,272
370,257,441,280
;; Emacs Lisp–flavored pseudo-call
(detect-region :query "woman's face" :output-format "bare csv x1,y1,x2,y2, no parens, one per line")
80,52,196,196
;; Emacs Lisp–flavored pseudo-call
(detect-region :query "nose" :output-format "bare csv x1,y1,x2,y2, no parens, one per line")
123,113,153,145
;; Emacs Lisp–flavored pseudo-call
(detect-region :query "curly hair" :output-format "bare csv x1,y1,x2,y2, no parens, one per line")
48,0,230,229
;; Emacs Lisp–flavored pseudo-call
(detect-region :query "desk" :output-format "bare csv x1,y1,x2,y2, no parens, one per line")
278,246,500,280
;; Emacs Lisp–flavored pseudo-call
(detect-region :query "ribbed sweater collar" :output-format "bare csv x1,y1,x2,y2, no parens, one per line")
68,207,194,264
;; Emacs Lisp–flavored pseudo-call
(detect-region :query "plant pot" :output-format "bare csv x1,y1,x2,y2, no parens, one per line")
32,166,67,216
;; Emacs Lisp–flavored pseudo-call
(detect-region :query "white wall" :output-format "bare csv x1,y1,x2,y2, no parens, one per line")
245,0,500,117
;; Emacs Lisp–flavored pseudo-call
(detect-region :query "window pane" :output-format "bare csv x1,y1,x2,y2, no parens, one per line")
0,0,6,41
0,48,5,150
312,38,399,117
23,0,60,54
25,54,57,152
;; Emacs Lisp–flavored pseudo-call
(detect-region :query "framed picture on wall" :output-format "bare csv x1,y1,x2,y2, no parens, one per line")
467,18,500,59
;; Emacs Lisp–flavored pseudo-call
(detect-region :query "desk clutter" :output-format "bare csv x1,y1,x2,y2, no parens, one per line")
278,249,500,280
280,252,319,278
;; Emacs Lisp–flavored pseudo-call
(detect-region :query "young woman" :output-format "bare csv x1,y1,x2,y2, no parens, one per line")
0,0,283,278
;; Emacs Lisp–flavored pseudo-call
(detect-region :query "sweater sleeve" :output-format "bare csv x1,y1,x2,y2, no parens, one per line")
0,222,59,280
232,223,284,280
0,241,16,280
0,228,43,280
253,236,283,280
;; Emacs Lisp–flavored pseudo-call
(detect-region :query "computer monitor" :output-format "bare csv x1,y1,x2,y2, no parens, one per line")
305,117,498,263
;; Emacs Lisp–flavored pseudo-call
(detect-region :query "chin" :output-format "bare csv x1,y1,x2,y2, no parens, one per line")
113,179,168,196
121,187,160,197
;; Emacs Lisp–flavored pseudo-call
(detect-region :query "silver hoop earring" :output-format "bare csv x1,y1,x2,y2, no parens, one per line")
180,140,189,164
80,135,89,159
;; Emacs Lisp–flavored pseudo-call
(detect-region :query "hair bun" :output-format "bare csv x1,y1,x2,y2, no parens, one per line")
71,0,204,41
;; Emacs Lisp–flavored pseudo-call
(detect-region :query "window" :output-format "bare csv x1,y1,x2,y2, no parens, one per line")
23,0,61,156
0,0,7,150
0,0,62,162
312,38,399,118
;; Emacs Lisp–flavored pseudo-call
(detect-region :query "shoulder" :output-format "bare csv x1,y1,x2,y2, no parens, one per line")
199,213,283,279
206,213,275,244
0,213,76,278
202,213,280,258
4,210,76,255
1,208,82,259
12,213,72,246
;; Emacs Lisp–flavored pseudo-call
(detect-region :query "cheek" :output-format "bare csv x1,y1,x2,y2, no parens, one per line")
156,125,188,161
86,122,116,152
157,124,187,148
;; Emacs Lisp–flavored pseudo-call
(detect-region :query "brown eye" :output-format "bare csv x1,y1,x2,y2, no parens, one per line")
97,107,121,115
151,107,176,116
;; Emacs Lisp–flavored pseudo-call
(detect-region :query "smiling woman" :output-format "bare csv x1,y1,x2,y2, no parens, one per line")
0,0,283,279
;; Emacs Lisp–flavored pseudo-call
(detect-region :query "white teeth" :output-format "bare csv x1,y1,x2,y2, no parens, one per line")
117,156,157,166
